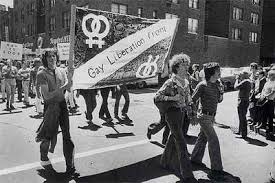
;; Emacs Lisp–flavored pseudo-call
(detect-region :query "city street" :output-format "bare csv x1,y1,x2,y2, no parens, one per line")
0,89,274,183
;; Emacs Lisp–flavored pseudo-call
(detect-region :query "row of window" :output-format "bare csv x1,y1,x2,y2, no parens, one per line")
231,28,259,43
232,7,259,25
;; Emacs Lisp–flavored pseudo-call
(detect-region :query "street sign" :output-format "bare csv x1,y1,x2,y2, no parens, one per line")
0,41,23,60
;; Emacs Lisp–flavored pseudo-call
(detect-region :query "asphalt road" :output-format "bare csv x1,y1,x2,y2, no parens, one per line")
0,88,274,183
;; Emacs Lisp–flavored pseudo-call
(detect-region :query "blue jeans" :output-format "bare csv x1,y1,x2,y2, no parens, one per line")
191,113,223,171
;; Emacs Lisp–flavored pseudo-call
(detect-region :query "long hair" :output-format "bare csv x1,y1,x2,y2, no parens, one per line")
41,51,58,68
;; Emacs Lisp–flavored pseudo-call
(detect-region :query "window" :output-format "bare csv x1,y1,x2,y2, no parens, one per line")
165,13,178,19
251,0,260,5
31,3,35,14
138,8,143,17
233,7,243,20
62,11,70,28
49,17,55,31
50,0,55,8
231,28,242,40
249,32,258,43
111,3,127,14
153,10,157,19
21,9,24,21
251,13,259,24
188,18,198,34
189,0,199,9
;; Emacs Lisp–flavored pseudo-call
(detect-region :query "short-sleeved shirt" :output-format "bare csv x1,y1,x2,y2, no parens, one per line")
261,80,275,100
192,80,222,114
36,67,67,103
18,67,31,81
2,65,17,79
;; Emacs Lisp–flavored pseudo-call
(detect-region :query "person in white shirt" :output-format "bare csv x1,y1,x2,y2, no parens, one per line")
259,70,275,140
18,61,31,106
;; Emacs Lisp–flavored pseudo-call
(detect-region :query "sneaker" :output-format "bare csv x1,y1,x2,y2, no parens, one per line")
147,130,152,140
66,166,76,175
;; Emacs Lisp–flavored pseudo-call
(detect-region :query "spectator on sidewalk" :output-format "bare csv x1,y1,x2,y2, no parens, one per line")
18,61,31,107
114,84,130,120
251,70,266,127
258,70,275,140
2,59,18,110
191,62,226,181
248,62,258,123
234,71,251,139
35,51,75,174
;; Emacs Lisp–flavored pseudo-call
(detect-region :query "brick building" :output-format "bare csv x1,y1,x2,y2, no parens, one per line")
204,0,263,67
10,0,206,64
260,0,275,66
0,5,12,42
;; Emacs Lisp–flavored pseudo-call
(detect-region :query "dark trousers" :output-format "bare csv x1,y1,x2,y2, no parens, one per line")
80,89,97,121
263,100,275,133
161,107,193,179
16,79,22,101
40,101,75,169
114,85,129,116
99,87,111,119
237,99,249,138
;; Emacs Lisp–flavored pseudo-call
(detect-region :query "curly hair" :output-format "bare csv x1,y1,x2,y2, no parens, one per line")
169,53,190,74
41,51,58,68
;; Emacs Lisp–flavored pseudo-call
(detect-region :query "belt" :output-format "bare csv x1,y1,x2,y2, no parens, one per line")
202,110,216,116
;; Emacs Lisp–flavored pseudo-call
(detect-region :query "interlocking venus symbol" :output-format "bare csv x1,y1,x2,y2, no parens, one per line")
82,13,110,49
136,55,160,78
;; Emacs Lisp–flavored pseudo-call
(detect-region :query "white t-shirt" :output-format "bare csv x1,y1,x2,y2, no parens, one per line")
261,80,275,100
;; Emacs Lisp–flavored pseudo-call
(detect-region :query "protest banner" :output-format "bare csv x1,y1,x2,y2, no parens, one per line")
68,6,179,89
0,41,23,60
57,42,70,61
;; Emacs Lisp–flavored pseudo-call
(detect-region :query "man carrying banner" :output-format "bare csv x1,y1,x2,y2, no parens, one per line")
35,51,75,174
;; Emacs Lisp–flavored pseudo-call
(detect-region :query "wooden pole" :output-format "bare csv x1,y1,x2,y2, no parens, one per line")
68,5,77,82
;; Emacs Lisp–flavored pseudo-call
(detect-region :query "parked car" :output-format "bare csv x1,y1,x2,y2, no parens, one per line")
220,67,237,91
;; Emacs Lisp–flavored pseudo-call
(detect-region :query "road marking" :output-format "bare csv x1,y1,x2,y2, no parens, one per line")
0,139,149,176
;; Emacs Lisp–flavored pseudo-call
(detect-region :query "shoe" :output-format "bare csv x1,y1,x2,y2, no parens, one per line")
208,170,227,180
256,123,262,129
191,160,207,168
234,132,240,135
147,130,152,140
266,133,273,140
69,108,78,113
10,104,15,110
106,118,113,123
40,159,52,169
66,166,76,175
180,177,198,183
121,113,130,120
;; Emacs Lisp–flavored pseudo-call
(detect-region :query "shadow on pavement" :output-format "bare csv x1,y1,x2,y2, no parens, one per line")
37,168,79,183
129,88,159,94
78,123,102,131
244,137,268,147
0,110,22,115
214,122,231,129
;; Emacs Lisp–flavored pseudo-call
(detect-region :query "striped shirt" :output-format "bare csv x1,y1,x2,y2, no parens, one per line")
192,80,223,114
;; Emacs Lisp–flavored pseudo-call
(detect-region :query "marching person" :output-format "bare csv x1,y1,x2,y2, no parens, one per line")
2,59,18,110
35,51,75,174
77,89,97,122
190,62,226,180
234,71,251,139
30,58,43,118
18,61,31,107
114,84,130,120
155,53,197,183
15,61,23,102
0,62,6,102
99,87,113,123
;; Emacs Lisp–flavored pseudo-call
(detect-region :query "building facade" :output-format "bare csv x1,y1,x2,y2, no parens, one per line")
0,5,12,42
205,0,263,67
10,0,206,64
260,0,275,66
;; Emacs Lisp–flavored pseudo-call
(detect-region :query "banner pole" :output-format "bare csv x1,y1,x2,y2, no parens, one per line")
162,18,180,75
68,5,77,81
